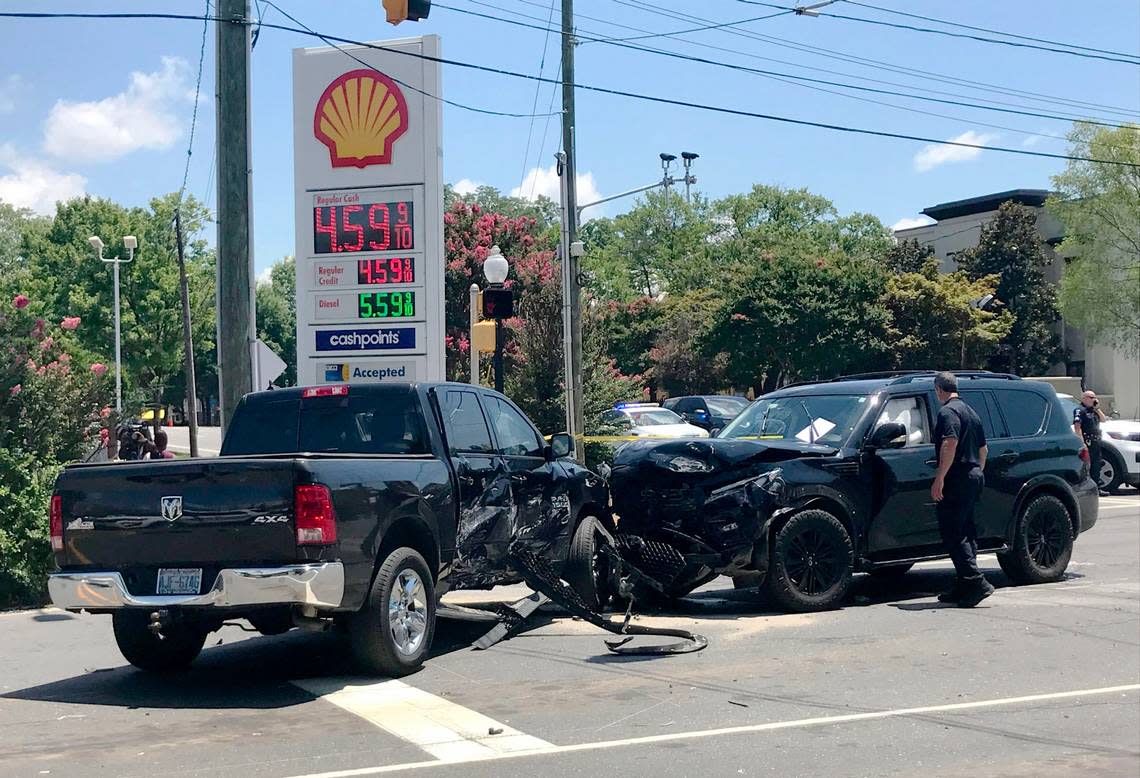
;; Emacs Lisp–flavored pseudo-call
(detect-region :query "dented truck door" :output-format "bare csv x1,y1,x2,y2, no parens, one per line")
482,395,566,548
434,388,515,569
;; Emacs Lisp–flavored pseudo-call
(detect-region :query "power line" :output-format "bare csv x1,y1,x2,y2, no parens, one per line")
614,0,1139,119
178,0,211,202
438,2,1132,129
518,0,559,192
733,1,1140,66
531,53,563,200
842,0,1140,61
259,0,560,119
596,9,790,42
6,9,1138,170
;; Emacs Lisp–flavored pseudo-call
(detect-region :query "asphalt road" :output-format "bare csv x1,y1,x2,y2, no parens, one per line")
3,494,1138,778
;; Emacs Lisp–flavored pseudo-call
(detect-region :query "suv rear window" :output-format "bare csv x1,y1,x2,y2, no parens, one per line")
958,390,1005,439
993,390,1049,437
222,391,428,455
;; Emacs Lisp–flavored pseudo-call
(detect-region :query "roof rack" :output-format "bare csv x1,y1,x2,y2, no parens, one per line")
888,370,1021,385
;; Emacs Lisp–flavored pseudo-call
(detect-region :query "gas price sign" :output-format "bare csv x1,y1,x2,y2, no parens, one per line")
313,199,414,254
359,290,415,319
358,257,415,285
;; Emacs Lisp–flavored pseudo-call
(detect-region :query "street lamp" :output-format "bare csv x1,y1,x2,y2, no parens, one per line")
89,234,136,413
681,151,699,203
482,246,511,393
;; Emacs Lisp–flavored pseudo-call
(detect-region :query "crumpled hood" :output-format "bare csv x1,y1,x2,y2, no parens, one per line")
612,436,837,471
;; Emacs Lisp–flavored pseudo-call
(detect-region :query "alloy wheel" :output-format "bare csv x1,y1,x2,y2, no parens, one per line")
785,529,843,595
388,568,428,656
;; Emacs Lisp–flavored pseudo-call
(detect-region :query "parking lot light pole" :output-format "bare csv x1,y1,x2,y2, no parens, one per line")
89,235,136,413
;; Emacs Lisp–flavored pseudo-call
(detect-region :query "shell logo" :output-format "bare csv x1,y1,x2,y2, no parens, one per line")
313,69,409,169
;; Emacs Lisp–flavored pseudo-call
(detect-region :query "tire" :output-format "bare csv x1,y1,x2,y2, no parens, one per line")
564,515,610,611
1099,448,1125,494
867,562,915,580
349,547,436,677
766,509,854,612
998,494,1074,585
112,610,207,673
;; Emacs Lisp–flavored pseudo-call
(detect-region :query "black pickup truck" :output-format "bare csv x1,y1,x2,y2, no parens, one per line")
48,383,611,676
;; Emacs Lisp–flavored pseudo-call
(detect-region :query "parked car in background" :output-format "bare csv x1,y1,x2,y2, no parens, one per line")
662,395,750,434
1056,393,1140,493
603,403,709,439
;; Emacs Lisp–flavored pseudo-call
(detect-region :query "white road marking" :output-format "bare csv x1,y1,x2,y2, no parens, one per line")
283,683,1140,777
292,678,553,762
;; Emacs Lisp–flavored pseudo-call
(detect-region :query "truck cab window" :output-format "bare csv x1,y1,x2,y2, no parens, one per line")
440,390,494,454
485,397,544,458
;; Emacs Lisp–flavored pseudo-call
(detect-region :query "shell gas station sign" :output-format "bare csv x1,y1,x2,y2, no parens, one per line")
292,37,444,385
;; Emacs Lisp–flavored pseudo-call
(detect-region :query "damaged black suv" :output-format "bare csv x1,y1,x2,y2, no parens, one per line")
608,371,1099,612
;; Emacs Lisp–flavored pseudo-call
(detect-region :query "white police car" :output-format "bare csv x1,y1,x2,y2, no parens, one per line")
602,403,710,439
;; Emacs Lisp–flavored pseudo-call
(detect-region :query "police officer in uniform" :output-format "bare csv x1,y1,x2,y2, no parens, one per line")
931,372,995,607
1073,390,1109,496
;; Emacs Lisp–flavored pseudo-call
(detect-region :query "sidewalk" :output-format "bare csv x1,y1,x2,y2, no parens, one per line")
165,425,223,456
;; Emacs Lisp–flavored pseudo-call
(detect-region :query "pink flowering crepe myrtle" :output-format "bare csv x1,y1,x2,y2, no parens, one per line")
12,294,29,309
90,363,109,377
60,316,81,331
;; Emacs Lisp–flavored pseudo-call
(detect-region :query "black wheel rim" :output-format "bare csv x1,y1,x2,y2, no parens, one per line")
785,529,843,595
1026,511,1068,570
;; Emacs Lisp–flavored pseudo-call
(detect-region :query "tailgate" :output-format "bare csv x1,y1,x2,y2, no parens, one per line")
57,458,299,569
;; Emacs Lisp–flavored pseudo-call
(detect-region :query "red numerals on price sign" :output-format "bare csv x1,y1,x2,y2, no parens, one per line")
357,257,416,285
313,200,414,254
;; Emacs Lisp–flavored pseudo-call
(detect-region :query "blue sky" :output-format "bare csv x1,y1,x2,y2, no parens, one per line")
0,0,1137,275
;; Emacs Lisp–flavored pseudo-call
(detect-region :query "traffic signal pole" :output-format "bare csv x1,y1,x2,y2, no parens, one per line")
561,0,585,453
215,0,255,431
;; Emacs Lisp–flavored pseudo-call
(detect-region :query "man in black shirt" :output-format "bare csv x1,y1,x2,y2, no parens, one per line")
1073,390,1108,496
931,372,994,607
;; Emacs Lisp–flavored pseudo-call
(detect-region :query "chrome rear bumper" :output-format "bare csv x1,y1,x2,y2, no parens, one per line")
48,563,344,610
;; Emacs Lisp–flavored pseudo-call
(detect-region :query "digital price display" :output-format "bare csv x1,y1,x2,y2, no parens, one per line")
314,200,414,254
358,257,415,285
358,291,416,319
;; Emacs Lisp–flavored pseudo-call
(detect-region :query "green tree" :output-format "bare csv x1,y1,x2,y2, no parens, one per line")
256,257,297,386
882,260,1013,369
709,253,892,394
956,202,1064,374
884,237,936,274
1048,122,1140,358
648,290,728,396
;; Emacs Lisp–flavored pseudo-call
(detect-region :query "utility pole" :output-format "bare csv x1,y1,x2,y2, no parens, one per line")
215,0,255,432
469,284,480,385
173,211,200,457
561,0,584,450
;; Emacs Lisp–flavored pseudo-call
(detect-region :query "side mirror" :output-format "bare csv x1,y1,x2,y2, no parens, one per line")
868,422,907,450
550,433,574,459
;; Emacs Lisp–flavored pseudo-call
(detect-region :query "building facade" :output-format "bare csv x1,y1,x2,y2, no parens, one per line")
896,189,1138,419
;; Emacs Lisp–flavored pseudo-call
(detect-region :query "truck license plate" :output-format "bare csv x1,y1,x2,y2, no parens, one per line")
157,568,202,595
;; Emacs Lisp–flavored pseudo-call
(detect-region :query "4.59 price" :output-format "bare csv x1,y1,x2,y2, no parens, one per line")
357,257,415,285
313,201,414,254
358,291,415,319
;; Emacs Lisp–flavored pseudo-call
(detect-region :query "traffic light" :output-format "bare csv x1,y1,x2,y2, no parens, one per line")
382,0,431,25
482,287,514,320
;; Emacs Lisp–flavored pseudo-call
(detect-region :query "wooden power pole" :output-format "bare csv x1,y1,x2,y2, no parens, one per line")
215,0,255,431
562,0,585,446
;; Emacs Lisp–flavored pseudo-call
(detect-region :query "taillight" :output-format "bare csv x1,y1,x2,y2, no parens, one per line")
295,484,337,545
49,495,63,552
302,385,349,398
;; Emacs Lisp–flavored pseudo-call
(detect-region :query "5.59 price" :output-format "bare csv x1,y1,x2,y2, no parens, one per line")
357,257,415,285
313,201,414,254
358,291,415,319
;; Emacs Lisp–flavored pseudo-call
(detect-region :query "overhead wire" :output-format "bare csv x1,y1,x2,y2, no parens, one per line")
732,0,1140,65
177,0,211,205
596,8,790,42
613,0,1140,120
842,0,1140,61
5,9,1138,170
517,0,559,192
530,53,563,200
437,2,1133,130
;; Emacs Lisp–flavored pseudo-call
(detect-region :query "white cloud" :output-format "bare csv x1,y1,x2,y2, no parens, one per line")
43,57,193,163
891,216,935,232
0,75,24,114
452,178,481,195
0,144,86,215
511,165,602,216
256,266,274,286
913,130,998,173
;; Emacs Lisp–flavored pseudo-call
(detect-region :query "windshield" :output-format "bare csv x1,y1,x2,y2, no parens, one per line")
626,408,685,427
705,397,749,417
718,394,869,446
